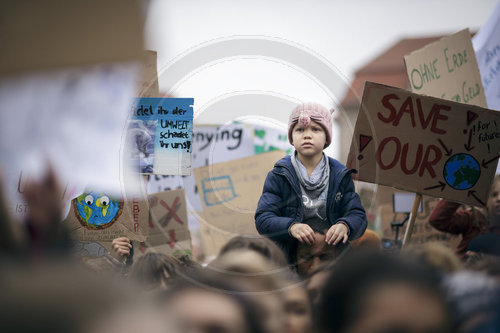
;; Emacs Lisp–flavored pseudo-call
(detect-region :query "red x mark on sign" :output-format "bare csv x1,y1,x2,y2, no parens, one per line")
160,197,183,226
148,196,184,229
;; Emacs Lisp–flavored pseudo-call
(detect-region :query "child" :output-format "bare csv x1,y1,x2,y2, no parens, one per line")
255,102,367,263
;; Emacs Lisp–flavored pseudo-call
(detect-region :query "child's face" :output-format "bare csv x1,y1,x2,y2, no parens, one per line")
291,120,326,160
488,179,500,219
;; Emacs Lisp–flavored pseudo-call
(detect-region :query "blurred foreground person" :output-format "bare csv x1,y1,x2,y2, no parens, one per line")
0,166,72,259
159,268,267,333
0,262,173,333
465,253,500,278
279,273,313,333
402,242,462,275
443,270,500,333
318,253,452,333
128,252,181,291
306,263,332,309
209,249,287,333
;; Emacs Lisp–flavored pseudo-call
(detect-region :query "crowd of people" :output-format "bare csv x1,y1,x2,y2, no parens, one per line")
1,103,499,333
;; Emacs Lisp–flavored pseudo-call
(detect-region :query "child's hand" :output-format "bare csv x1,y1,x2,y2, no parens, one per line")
110,237,132,261
325,223,348,245
289,223,315,245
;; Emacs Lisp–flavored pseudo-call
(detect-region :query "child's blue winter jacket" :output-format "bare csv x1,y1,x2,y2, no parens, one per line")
255,155,367,263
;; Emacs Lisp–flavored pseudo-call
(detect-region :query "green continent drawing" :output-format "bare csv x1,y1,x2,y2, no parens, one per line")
443,153,481,190
74,192,123,230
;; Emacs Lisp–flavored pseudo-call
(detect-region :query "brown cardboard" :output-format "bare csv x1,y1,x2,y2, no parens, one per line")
64,193,148,242
0,0,144,75
404,29,487,108
138,50,160,97
347,82,500,207
194,150,286,257
142,189,192,256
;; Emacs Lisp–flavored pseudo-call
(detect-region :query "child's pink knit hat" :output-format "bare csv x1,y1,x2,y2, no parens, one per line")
288,102,334,148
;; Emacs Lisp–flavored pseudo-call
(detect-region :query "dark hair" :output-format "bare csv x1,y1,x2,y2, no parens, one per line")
292,231,352,275
318,252,451,333
219,235,288,267
159,268,267,333
175,253,201,269
129,252,181,289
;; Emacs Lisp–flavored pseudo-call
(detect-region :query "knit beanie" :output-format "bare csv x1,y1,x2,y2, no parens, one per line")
288,102,334,148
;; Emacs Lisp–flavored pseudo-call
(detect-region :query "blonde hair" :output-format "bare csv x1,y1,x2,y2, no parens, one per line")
486,174,500,223
402,242,462,274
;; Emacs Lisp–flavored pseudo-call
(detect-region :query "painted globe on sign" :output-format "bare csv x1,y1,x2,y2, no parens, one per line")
74,192,123,230
443,153,481,190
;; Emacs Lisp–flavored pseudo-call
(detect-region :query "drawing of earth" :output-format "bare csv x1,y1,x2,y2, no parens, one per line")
74,192,123,230
443,153,481,190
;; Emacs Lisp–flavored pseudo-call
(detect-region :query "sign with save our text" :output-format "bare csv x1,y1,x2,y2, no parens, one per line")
347,82,500,207
404,29,487,108
130,98,194,175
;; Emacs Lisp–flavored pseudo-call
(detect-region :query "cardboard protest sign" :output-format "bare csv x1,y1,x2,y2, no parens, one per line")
473,1,500,111
254,125,293,155
404,29,487,108
0,0,144,75
347,82,500,207
138,51,160,97
130,98,194,175
147,124,255,211
139,189,192,257
194,150,286,256
63,192,148,242
0,0,144,222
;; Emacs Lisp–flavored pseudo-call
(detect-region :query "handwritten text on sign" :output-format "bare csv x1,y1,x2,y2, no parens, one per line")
347,82,500,207
404,29,487,108
133,98,194,175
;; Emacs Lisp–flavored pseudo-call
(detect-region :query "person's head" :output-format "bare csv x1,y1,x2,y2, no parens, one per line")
288,103,333,159
0,261,171,333
465,253,500,279
443,270,500,332
350,229,381,251
160,268,267,333
318,253,452,333
209,249,287,333
129,252,181,291
219,235,288,268
306,264,332,309
281,273,313,333
402,242,462,274
295,230,350,277
488,175,500,223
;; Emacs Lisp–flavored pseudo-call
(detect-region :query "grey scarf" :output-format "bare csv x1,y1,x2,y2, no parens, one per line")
291,152,330,227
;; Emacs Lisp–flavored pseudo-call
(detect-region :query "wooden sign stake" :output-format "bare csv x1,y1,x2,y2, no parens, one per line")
402,193,422,247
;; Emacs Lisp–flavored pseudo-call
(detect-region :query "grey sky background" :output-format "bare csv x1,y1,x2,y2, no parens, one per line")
144,0,498,129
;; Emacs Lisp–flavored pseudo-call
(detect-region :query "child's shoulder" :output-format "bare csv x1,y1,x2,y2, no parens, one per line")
326,156,348,171
272,154,292,169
